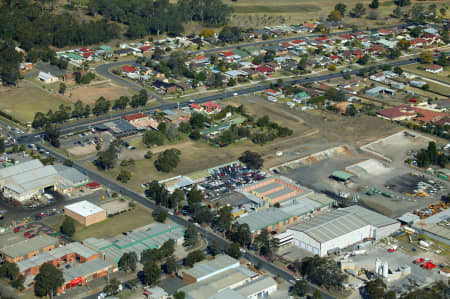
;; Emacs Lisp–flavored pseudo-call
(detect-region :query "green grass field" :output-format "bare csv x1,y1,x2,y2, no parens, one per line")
0,81,69,122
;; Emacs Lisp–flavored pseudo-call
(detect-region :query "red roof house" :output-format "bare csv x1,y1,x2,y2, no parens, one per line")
121,65,138,73
255,65,274,75
124,113,147,121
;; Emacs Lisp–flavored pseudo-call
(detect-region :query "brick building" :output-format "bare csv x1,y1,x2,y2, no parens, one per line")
0,234,58,263
64,201,106,226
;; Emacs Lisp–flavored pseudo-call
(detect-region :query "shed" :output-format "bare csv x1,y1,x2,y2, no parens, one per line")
330,170,354,182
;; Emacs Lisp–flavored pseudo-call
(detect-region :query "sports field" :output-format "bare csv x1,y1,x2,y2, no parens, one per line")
0,81,70,122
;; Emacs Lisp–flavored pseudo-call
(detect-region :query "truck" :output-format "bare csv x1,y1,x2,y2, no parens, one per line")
388,245,398,253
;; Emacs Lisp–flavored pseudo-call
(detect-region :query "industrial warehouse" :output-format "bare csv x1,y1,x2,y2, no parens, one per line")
235,176,334,234
287,205,401,256
179,255,277,299
83,223,185,264
0,159,89,203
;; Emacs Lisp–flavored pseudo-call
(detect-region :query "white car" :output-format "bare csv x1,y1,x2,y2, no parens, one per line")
233,92,238,96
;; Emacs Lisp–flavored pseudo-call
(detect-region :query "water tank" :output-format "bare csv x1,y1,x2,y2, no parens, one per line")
375,258,381,276
382,262,389,278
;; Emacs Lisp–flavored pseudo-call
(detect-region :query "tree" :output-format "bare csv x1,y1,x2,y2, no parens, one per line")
239,151,263,170
328,10,342,21
163,256,178,274
345,105,357,116
218,26,242,43
0,138,4,154
392,6,402,18
60,217,75,237
58,83,66,94
11,274,25,290
144,150,153,159
335,3,347,16
152,208,168,222
325,87,346,102
217,206,233,231
351,3,366,18
369,0,379,9
437,53,448,67
398,39,411,50
253,229,274,257
154,149,181,172
189,130,201,140
142,262,160,286
190,112,209,129
227,242,241,259
34,263,64,298
366,278,386,299
395,0,410,6
143,130,165,146
0,262,19,280
185,250,205,267
103,278,120,296
63,159,73,167
312,289,322,299
419,51,433,64
184,224,199,247
117,170,132,183
173,291,186,299
44,123,60,147
118,252,138,272
292,280,308,297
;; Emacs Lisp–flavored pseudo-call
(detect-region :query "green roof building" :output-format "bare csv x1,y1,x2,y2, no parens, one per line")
331,170,354,182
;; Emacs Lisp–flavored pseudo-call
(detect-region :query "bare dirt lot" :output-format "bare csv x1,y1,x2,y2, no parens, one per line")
63,82,134,104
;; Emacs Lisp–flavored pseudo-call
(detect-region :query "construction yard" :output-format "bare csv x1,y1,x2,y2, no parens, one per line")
275,130,449,217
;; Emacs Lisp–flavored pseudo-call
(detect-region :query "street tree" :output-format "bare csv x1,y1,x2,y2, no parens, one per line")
292,280,308,297
34,263,64,298
0,262,19,280
152,208,168,223
142,262,160,286
184,224,199,247
227,242,241,259
103,278,120,296
366,278,386,299
419,51,433,64
60,217,75,237
185,250,205,267
118,252,138,272
163,256,178,274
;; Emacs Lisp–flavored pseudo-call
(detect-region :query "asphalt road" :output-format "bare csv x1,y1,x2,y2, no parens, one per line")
34,143,333,299
18,53,435,146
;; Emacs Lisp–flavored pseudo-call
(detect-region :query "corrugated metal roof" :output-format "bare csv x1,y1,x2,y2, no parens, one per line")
0,159,44,179
289,206,398,243
2,235,58,258
235,276,276,297
235,208,291,232
63,258,112,282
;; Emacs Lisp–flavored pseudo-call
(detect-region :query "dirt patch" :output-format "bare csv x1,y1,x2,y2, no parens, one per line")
63,83,134,104
67,144,97,156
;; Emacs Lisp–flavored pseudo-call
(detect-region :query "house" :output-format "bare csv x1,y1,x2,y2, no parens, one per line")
293,91,311,104
144,286,168,299
190,103,204,113
329,55,339,63
303,22,316,32
224,70,248,80
153,81,177,94
255,65,275,76
376,105,416,121
410,80,427,88
425,64,443,74
365,86,395,97
192,56,209,64
124,113,158,130
139,46,153,54
264,89,282,98
38,72,58,84
370,73,386,82
202,102,223,114
114,48,134,56
121,65,138,75
220,51,240,62
410,38,427,48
